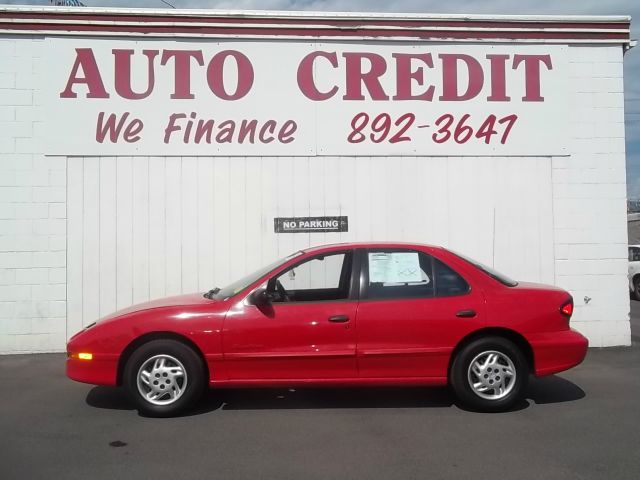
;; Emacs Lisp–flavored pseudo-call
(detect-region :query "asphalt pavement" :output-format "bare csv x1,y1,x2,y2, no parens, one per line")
1,313,639,480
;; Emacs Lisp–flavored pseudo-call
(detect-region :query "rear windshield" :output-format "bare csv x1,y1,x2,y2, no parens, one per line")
449,251,518,287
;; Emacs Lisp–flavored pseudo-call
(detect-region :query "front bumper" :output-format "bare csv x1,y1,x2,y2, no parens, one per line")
528,329,589,377
66,353,119,386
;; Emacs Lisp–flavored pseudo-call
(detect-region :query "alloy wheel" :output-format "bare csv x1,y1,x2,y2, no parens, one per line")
467,350,516,400
136,354,188,406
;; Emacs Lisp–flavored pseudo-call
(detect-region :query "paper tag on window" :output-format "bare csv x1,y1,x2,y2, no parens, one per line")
368,252,425,284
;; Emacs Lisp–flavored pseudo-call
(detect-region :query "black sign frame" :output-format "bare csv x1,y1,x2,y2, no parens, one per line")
274,216,349,234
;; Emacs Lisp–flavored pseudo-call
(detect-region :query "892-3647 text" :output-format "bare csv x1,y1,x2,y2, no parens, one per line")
347,112,519,145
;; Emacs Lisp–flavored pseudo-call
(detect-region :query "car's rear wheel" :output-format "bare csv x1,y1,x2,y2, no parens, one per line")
124,339,205,417
450,336,528,412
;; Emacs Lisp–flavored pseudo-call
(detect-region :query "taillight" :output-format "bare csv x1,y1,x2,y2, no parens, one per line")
560,298,574,317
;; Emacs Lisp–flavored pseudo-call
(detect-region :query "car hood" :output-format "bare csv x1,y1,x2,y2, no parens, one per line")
98,293,219,323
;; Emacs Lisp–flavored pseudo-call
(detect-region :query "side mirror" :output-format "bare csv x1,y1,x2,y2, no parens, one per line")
250,289,274,306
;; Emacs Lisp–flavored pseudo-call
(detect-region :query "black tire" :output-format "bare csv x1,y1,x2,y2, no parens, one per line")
633,276,640,301
124,339,206,417
450,336,528,412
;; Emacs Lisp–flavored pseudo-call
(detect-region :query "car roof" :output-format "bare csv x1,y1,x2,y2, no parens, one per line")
300,242,445,255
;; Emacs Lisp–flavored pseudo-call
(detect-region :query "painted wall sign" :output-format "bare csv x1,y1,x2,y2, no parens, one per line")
274,216,349,233
45,38,568,156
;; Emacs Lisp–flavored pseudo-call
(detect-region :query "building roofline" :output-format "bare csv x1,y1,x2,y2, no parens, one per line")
0,5,632,23
0,5,632,45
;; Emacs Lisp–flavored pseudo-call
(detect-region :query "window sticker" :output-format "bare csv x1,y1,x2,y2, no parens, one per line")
368,252,425,284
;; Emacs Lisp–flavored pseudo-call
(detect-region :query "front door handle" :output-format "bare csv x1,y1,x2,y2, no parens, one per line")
456,309,477,318
328,315,350,323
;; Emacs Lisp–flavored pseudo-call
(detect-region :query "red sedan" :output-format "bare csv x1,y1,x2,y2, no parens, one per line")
67,243,588,416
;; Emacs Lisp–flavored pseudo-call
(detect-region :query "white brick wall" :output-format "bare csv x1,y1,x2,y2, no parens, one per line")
0,37,633,353
0,37,66,354
553,45,631,347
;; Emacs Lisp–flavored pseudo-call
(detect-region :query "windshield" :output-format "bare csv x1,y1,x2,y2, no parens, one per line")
210,251,303,300
449,250,518,287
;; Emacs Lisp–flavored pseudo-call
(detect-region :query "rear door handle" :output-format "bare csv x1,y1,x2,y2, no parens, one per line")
456,309,477,318
328,315,350,323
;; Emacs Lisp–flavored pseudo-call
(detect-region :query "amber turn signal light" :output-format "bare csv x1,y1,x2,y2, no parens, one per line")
69,352,93,360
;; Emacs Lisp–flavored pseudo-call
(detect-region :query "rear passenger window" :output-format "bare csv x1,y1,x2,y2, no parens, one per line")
365,250,469,300
366,250,434,299
434,258,470,296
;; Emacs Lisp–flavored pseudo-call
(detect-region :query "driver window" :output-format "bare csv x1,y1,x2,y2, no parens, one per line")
271,252,352,303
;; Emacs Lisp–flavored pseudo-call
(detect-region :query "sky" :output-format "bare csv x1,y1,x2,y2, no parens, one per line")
2,0,639,198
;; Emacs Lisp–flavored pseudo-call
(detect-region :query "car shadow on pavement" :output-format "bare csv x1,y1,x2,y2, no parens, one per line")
85,386,454,415
85,386,224,416
526,375,586,405
86,374,585,415
213,386,455,411
86,386,134,411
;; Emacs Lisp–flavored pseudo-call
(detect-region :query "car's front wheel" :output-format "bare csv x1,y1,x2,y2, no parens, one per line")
123,339,205,417
450,336,528,412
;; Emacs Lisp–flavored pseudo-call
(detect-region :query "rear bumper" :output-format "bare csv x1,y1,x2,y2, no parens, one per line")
66,354,119,386
528,329,589,377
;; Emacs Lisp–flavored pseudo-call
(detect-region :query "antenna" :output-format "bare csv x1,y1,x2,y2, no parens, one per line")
160,0,176,8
